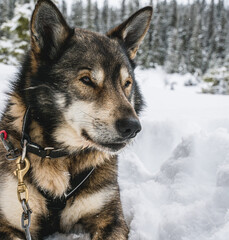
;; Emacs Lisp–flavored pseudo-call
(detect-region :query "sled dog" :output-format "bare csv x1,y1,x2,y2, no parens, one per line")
0,0,152,239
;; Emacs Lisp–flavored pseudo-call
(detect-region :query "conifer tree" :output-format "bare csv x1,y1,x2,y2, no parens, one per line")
0,1,31,64
141,0,154,68
94,1,100,32
109,7,118,30
170,0,177,29
214,0,227,65
188,15,203,73
102,0,109,32
0,0,8,37
127,1,134,15
134,0,140,9
165,28,180,73
0,0,228,75
61,0,67,19
160,0,169,52
184,2,195,71
224,26,229,69
165,0,178,72
71,0,83,28
206,0,216,66
121,0,126,21
8,0,16,19
151,2,166,66
177,8,189,73
86,0,93,30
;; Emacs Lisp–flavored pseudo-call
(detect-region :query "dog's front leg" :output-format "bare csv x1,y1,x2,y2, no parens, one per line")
80,199,129,240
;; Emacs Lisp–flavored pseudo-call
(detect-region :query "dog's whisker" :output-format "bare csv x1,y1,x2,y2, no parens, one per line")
65,119,92,125
77,109,98,120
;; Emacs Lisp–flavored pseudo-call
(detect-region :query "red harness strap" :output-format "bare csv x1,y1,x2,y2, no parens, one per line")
0,130,20,160
0,130,7,140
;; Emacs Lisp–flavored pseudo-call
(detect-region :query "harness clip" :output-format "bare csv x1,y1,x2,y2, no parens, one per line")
1,130,21,160
14,156,30,203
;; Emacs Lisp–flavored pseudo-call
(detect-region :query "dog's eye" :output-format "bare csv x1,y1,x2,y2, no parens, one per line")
79,76,94,87
124,80,132,88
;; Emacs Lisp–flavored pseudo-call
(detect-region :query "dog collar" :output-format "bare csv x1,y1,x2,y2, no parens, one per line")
21,107,68,159
0,108,68,160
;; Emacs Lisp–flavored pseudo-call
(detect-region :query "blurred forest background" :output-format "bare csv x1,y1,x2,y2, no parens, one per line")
0,0,228,93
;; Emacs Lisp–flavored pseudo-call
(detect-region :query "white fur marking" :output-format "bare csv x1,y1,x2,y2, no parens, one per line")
60,187,116,231
0,175,46,233
92,68,104,86
120,67,129,82
56,93,66,109
55,101,95,150
0,175,22,229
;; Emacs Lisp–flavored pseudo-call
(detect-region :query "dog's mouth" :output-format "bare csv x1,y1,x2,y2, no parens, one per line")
82,130,127,152
99,142,127,151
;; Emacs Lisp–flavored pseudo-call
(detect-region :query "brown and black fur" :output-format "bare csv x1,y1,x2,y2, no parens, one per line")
0,0,153,239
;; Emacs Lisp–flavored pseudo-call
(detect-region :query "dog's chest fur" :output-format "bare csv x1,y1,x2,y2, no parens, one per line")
0,1,153,238
0,96,118,238
0,160,117,235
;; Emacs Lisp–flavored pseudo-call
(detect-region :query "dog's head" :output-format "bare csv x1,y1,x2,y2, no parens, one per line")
27,0,152,153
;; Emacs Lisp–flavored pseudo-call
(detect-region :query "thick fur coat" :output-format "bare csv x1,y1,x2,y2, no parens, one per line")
0,0,152,239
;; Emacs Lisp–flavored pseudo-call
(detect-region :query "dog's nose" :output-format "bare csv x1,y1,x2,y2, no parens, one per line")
116,118,142,139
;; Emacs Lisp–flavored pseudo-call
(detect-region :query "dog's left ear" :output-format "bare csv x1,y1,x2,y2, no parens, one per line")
107,6,153,60
31,0,71,60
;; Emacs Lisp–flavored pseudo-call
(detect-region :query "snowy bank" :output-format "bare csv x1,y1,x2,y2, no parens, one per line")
119,68,229,240
1,64,229,240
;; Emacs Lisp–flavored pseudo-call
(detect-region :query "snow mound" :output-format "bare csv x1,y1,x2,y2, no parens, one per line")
119,126,229,240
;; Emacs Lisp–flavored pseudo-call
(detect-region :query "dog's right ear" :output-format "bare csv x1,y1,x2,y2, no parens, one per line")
31,0,71,60
107,7,153,60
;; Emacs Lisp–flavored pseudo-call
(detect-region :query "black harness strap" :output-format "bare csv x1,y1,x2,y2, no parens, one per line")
1,107,96,228
36,166,95,235
65,167,95,200
21,107,68,159
21,107,95,215
37,167,95,211
38,167,95,233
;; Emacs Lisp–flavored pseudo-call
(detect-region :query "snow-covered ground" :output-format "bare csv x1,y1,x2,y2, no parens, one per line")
1,63,229,240
120,68,229,240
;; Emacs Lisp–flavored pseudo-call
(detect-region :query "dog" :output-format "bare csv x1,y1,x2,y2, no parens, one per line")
0,0,152,239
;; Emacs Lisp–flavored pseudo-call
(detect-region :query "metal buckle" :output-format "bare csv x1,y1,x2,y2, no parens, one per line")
6,148,20,161
44,147,54,158
0,132,21,161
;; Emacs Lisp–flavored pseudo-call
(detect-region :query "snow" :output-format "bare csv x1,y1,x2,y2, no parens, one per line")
0,64,18,110
1,3,32,31
1,63,229,240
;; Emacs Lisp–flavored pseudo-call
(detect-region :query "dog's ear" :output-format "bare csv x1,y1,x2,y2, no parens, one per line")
31,0,71,60
107,6,153,60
